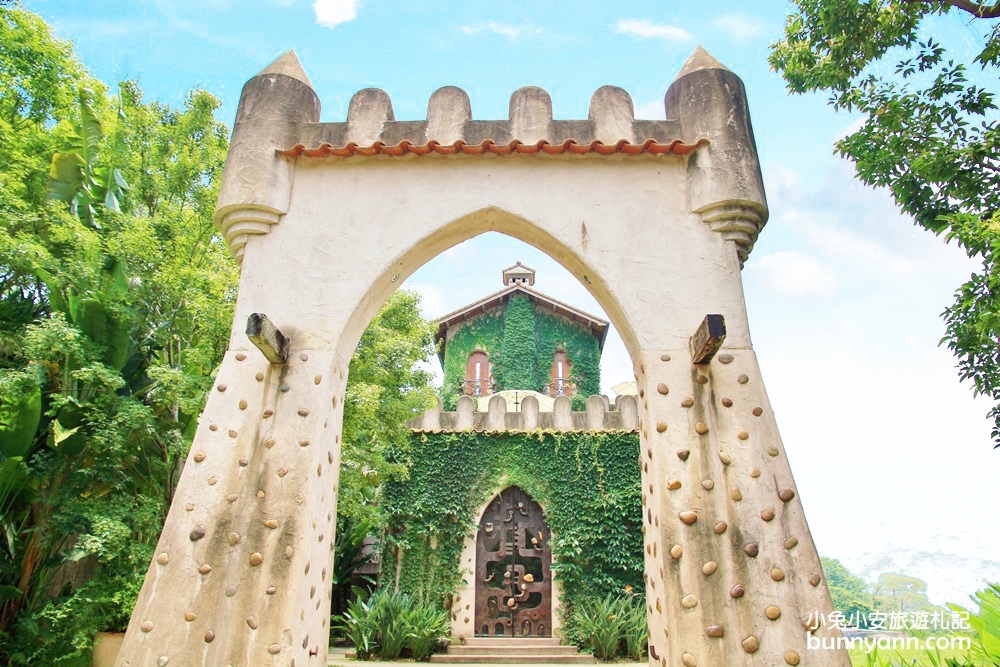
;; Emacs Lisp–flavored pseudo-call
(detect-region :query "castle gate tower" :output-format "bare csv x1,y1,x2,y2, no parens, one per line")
116,48,850,666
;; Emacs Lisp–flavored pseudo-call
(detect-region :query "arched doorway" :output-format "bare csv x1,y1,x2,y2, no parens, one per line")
475,487,551,638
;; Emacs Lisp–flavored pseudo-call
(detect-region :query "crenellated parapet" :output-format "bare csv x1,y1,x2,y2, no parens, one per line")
215,47,768,266
409,394,639,433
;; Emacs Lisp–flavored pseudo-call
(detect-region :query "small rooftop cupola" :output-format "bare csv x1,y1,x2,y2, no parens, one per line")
502,261,535,287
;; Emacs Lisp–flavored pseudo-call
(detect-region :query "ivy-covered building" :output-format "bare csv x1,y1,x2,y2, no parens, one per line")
436,262,607,409
381,264,642,648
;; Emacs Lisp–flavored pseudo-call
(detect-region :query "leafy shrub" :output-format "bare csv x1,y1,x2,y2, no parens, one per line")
334,587,450,661
566,589,647,661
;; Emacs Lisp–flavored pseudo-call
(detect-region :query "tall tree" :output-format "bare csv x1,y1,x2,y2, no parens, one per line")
0,7,236,663
770,1,1000,447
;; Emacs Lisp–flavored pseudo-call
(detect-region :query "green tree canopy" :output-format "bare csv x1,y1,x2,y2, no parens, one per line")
771,0,1000,447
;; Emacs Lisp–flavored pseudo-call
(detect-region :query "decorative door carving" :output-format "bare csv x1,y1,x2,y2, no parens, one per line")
475,487,552,637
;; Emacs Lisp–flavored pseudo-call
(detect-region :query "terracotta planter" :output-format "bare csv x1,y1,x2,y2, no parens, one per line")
92,632,125,667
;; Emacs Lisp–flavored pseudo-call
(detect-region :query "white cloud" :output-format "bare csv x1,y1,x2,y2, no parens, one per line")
313,0,358,28
712,14,764,41
460,22,538,39
615,19,692,42
750,250,836,297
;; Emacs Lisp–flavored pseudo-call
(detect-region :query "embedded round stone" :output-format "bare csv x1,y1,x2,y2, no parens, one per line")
255,372,264,381
696,375,708,385
656,420,667,433
670,545,683,559
299,439,311,447
660,354,671,362
667,479,682,490
713,521,728,535
752,406,763,416
737,374,749,384
682,652,696,667
204,630,215,643
141,620,154,632
184,612,196,622
264,519,279,529
157,553,169,565
809,573,822,587
779,488,796,503
695,422,709,434
227,430,238,439
298,409,310,417
679,511,698,525
209,424,218,431
285,546,294,558
264,437,275,448
262,409,274,418
765,605,781,620
279,385,290,393
730,584,745,598
737,431,749,440
785,651,801,665
706,625,724,638
184,503,195,511
721,397,733,407
299,352,309,361
677,449,690,461
193,452,205,463
730,487,743,501
767,446,780,457
239,399,248,410
266,586,276,595
247,616,258,629
744,543,759,557
235,352,247,361
718,353,734,364
277,468,288,477
719,451,732,465
681,594,698,609
701,479,714,490
750,468,761,478
656,383,669,395
268,644,281,655
771,567,786,581
784,536,799,550
228,532,240,546
742,635,759,653
216,384,227,392
702,561,718,576
239,457,248,467
314,374,323,385
157,658,168,667
190,525,206,541
681,397,694,408
761,509,775,522
249,552,264,566
257,490,266,498
198,563,212,575
207,475,218,486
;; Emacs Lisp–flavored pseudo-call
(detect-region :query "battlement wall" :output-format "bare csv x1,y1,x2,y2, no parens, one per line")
409,393,639,433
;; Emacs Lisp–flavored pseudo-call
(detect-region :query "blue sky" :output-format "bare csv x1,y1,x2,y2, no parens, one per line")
22,0,1000,604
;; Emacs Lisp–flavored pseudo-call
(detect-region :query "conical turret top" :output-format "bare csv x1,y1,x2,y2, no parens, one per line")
674,45,729,80
258,50,314,89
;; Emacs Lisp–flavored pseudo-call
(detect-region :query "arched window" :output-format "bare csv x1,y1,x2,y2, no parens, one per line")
547,350,573,397
465,350,491,397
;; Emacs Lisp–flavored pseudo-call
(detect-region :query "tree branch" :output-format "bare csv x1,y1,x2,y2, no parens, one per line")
938,0,1000,18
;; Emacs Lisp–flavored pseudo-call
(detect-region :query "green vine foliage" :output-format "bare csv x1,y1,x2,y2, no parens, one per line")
495,296,537,391
439,294,602,405
380,430,642,626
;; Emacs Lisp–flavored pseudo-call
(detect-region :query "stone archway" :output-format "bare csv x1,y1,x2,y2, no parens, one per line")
116,49,850,666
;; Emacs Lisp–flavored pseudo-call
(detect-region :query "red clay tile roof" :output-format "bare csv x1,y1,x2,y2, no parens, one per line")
278,137,708,159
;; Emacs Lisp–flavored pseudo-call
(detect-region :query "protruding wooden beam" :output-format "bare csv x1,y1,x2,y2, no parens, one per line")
690,314,726,365
246,313,288,364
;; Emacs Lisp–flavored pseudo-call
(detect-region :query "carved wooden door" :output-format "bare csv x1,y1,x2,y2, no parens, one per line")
475,487,552,637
